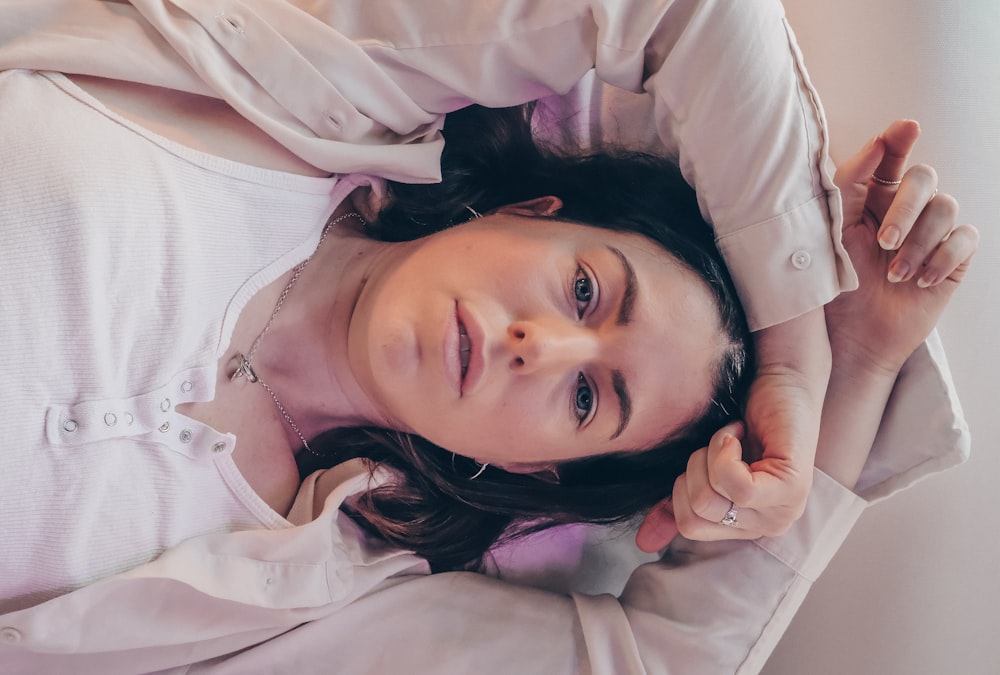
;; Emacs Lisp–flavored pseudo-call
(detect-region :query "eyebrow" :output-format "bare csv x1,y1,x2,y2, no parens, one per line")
607,246,637,327
605,247,637,440
609,369,633,441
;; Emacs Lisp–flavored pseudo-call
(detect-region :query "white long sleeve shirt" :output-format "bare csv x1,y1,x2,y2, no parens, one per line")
0,2,969,673
0,0,856,330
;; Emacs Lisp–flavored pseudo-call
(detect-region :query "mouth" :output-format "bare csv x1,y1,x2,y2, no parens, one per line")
455,304,484,396
458,321,471,382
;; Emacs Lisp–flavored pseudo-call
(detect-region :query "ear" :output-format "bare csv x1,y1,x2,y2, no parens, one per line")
497,461,561,484
493,195,563,218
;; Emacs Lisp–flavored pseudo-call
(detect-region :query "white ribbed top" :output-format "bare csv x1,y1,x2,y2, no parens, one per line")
0,70,344,612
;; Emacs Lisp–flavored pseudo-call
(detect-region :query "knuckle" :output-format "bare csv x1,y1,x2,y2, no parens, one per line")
688,491,714,518
888,202,918,221
674,511,700,539
930,193,960,221
908,163,938,185
764,521,792,538
726,482,755,506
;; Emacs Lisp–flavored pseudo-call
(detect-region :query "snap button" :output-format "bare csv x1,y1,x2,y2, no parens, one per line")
124,412,135,426
0,627,21,643
180,380,194,393
62,419,79,433
212,441,227,454
160,398,171,412
159,422,170,433
179,429,193,444
104,412,118,427
791,250,811,270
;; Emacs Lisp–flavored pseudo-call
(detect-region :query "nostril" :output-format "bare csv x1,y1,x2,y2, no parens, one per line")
513,328,525,339
514,357,524,367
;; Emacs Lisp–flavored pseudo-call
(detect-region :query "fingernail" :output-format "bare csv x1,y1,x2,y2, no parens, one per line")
917,273,937,288
888,259,910,283
879,225,901,250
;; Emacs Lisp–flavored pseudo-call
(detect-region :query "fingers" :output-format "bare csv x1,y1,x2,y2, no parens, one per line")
877,163,940,253
833,135,886,228
670,426,786,542
915,223,979,288
635,500,679,553
884,184,953,282
832,119,921,235
869,119,921,188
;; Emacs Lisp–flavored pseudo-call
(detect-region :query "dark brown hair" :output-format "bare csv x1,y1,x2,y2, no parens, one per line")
298,104,753,572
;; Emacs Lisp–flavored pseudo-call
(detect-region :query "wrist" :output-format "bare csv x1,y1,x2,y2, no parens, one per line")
753,309,832,408
828,329,908,381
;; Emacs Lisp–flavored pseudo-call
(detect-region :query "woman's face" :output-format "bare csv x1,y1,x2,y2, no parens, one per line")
346,210,727,470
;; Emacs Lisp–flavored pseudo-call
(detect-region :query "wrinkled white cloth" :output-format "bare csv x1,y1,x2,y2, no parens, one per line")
0,2,971,673
0,0,856,329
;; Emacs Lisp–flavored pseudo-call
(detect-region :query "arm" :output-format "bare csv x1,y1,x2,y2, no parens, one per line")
637,119,975,548
0,0,851,315
818,122,976,488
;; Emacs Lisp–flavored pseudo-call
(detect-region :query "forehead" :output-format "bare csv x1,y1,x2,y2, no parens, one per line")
605,242,724,451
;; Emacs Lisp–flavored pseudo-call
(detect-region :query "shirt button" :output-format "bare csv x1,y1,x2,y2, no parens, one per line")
212,441,227,454
791,250,812,270
180,380,194,393
160,398,172,412
63,419,79,432
124,412,135,426
104,412,118,427
179,429,193,444
0,627,22,643
159,422,170,433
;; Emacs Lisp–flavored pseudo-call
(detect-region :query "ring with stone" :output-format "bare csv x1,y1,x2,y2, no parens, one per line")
720,502,739,527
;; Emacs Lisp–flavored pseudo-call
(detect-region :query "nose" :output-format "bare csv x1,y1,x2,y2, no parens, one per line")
506,318,600,374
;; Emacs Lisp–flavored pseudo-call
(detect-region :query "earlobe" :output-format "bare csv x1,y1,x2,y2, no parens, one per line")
493,195,563,218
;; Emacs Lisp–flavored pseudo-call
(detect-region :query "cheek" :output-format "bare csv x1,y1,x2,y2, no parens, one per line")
432,391,563,461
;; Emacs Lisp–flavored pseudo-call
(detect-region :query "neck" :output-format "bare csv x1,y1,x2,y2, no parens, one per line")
245,217,402,444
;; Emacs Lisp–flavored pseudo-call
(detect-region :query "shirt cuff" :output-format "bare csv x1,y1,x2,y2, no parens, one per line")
716,191,852,331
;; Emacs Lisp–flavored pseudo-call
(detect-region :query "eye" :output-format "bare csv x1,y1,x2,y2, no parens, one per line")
573,372,595,426
573,266,595,319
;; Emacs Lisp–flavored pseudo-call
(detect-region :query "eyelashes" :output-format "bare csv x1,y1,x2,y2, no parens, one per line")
573,265,595,318
573,372,594,426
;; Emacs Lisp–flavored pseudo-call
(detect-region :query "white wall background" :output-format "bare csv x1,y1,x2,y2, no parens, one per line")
765,3,1000,673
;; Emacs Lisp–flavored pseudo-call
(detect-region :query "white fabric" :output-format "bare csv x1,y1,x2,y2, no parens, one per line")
0,68,970,675
0,0,857,330
0,2,973,673
0,69,342,612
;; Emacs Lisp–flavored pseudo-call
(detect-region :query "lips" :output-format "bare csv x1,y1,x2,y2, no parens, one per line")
455,304,484,395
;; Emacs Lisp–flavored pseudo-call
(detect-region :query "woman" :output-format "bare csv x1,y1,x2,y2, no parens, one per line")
0,5,976,675
0,65,977,670
0,70,750,606
0,0,857,546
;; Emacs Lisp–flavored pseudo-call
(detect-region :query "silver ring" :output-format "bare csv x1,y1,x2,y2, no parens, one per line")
720,502,739,527
871,174,902,186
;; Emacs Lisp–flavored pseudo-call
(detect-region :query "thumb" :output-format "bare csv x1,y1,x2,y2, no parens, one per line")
636,500,679,553
833,136,886,227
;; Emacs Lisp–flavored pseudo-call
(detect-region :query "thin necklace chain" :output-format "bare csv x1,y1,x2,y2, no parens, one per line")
230,211,365,456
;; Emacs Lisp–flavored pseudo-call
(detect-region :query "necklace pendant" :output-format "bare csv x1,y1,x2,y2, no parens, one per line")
230,353,259,383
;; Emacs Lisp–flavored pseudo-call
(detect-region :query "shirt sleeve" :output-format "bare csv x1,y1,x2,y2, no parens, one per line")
0,0,855,328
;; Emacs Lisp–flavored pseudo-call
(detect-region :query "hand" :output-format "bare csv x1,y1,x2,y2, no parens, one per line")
637,308,829,550
827,120,978,374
